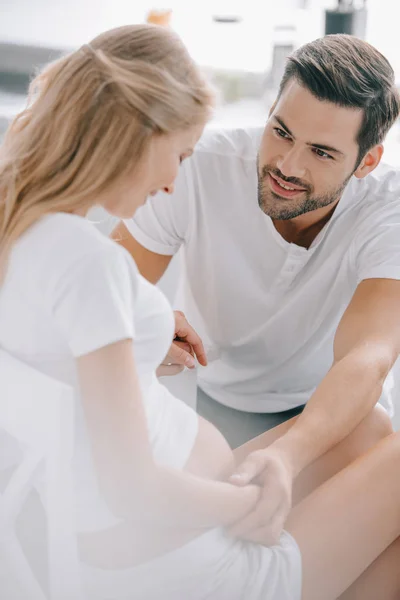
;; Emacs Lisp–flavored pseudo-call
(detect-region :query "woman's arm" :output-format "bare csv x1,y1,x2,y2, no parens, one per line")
77,339,259,529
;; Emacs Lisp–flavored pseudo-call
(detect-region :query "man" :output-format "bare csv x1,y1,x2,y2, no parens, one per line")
112,34,400,538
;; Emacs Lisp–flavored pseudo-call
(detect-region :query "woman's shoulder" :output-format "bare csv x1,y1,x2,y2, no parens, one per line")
26,212,116,251
19,212,134,268
10,213,139,299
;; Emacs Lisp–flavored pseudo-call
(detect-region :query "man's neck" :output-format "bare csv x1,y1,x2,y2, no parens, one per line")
272,200,340,249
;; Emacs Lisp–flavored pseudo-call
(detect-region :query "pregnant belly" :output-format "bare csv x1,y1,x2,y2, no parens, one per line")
78,416,235,569
184,414,235,479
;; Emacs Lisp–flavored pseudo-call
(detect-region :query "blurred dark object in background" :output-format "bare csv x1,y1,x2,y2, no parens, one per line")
325,0,368,38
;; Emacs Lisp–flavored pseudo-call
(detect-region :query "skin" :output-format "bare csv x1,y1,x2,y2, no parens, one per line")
257,79,383,247
231,407,400,599
100,125,204,220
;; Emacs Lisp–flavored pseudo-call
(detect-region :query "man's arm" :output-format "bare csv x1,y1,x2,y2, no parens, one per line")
228,278,399,544
272,278,400,475
111,221,172,284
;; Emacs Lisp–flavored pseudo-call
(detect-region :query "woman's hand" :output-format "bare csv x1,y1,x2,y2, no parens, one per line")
157,310,208,377
227,447,293,546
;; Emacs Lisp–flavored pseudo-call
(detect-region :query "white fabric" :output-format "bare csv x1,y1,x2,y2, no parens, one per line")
125,126,400,415
0,212,303,599
0,349,85,600
82,528,302,600
0,213,198,532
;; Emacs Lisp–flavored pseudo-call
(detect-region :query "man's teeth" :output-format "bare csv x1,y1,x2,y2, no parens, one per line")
277,180,296,191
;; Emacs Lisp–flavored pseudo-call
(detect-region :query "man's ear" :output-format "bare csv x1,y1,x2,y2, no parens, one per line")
354,144,384,179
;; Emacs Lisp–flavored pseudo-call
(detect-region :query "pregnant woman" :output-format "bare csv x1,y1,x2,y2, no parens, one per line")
0,23,399,600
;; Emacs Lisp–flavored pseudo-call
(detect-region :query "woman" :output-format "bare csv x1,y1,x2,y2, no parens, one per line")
0,23,399,600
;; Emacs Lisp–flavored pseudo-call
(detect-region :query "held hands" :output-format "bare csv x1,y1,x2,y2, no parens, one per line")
156,311,208,377
227,447,293,546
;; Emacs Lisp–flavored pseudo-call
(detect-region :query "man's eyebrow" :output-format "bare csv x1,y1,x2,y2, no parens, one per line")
274,116,294,137
273,115,345,157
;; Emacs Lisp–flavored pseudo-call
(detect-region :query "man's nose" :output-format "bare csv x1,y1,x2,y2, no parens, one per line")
275,147,306,180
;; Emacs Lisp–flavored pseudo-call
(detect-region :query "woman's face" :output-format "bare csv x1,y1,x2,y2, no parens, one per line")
101,124,205,219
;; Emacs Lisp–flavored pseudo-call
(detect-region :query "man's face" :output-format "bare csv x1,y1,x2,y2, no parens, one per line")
258,79,364,220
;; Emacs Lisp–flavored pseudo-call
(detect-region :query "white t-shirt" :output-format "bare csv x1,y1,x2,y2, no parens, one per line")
125,126,400,415
0,213,198,531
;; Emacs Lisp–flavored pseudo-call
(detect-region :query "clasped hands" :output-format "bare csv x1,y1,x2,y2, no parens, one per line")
227,446,294,546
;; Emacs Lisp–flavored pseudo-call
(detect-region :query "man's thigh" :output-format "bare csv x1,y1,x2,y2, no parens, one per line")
196,387,304,448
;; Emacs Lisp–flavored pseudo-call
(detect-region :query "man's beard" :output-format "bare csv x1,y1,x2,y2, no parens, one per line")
257,163,353,221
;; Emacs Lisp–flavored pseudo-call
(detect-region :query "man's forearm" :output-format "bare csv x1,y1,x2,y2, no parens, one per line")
271,350,389,477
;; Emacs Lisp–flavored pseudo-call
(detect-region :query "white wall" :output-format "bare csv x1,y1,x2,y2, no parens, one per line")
0,1,325,72
0,0,149,48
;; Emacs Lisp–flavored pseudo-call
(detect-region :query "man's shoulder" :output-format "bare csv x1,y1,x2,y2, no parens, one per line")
343,163,400,244
195,125,263,162
361,162,400,199
345,162,400,219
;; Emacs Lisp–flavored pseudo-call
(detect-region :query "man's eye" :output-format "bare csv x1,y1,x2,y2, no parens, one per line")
274,128,290,139
313,148,333,160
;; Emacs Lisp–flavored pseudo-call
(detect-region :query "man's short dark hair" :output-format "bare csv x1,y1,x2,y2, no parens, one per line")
278,34,400,166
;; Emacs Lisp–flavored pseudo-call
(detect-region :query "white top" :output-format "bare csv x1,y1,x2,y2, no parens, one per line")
0,213,198,531
125,126,400,415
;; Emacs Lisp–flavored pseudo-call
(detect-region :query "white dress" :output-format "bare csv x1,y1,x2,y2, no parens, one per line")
0,213,302,600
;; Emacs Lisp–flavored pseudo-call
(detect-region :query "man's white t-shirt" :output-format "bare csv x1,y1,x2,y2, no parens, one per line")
125,126,400,415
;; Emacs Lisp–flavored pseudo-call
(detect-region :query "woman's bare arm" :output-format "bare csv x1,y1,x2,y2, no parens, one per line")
77,339,259,529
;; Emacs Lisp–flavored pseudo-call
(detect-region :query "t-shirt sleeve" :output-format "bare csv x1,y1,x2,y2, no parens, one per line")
50,246,137,357
353,208,400,283
123,158,193,256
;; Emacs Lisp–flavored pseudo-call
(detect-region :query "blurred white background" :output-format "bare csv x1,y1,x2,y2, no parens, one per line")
2,1,400,161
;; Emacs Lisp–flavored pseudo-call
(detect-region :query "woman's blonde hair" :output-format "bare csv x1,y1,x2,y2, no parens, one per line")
0,24,214,277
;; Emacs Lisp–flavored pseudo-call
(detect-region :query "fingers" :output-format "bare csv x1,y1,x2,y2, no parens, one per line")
239,517,283,546
174,311,208,367
227,506,263,538
229,451,266,486
227,502,283,545
167,340,196,368
157,340,192,376
156,364,185,377
167,341,193,358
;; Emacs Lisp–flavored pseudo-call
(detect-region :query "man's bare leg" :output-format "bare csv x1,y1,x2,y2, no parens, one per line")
338,535,400,600
285,432,400,600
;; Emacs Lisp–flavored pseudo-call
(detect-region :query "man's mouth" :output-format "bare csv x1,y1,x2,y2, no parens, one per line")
268,172,307,199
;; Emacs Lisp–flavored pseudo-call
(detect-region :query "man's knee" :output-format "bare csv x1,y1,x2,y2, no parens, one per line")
356,404,393,447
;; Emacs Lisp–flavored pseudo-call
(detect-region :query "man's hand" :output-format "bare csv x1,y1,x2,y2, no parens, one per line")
156,311,208,377
227,447,293,546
